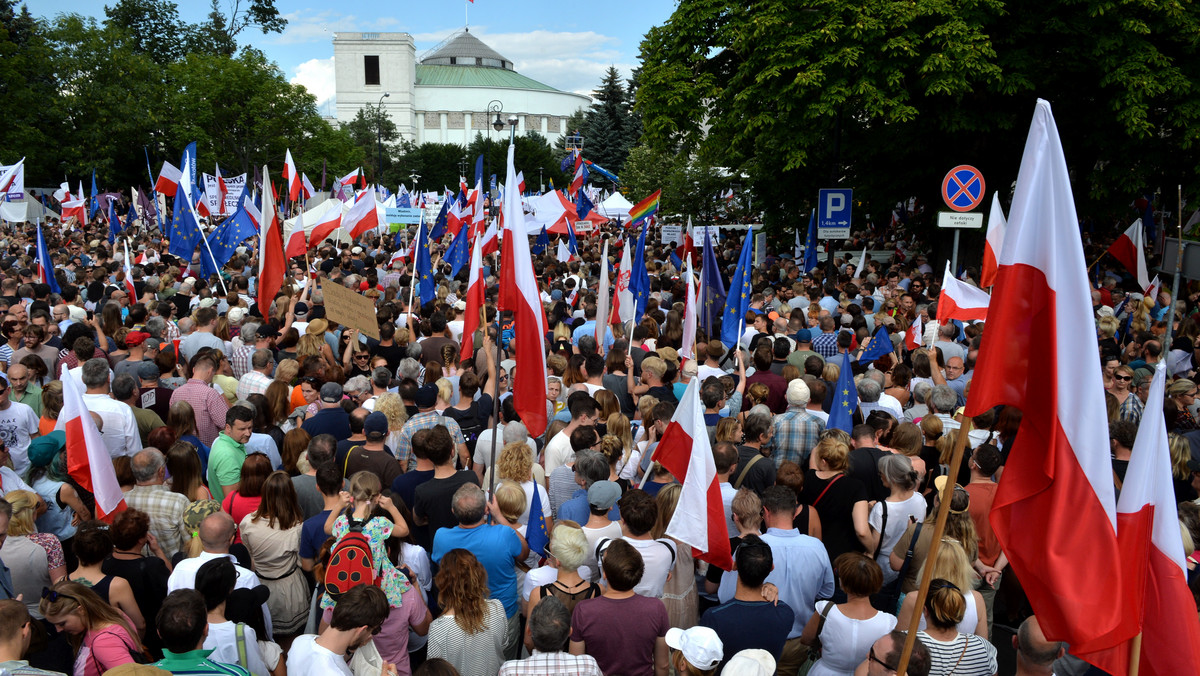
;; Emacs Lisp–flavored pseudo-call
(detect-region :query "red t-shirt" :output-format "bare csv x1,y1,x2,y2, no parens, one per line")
965,482,1001,566
221,491,263,544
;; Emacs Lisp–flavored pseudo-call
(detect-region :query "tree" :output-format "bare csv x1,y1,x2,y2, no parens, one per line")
341,105,402,185
103,0,185,64
582,66,638,182
637,0,1200,240
0,1,64,183
622,145,730,226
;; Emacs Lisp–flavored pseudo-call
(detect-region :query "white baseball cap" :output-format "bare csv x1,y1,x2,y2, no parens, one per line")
665,627,723,671
722,649,776,676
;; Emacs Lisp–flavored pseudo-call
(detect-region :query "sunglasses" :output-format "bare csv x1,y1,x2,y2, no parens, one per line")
1113,375,1132,381
869,647,896,672
42,588,78,604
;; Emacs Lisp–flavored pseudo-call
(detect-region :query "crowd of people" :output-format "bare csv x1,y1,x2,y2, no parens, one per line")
0,203,1189,676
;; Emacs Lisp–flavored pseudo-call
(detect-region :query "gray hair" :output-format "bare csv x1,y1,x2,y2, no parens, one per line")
857,377,882,403
397,358,421,382
81,358,111,389
145,316,167,339
502,421,529,445
251,348,273,370
405,343,424,360
879,453,918,491
450,483,488,525
241,322,261,341
864,369,886,387
130,448,166,484
111,373,138,401
929,385,958,414
371,366,391,389
939,323,958,339
912,381,933,404
574,450,610,489
344,375,370,396
529,596,572,653
748,404,772,418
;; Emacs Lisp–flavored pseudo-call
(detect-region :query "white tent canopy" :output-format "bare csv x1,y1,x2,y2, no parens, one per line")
0,200,57,223
597,192,633,219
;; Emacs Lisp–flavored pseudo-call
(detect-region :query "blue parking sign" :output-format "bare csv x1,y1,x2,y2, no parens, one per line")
818,188,853,239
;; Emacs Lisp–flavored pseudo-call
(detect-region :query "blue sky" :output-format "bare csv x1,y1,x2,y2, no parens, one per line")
34,0,677,114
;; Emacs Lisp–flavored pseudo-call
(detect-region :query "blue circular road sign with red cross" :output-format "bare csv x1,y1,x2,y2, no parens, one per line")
941,165,986,212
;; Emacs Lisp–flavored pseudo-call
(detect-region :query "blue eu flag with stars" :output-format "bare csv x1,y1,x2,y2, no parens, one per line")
803,211,819,273
416,215,434,305
525,490,549,557
827,354,858,433
857,326,894,364
629,221,651,322
719,226,754,349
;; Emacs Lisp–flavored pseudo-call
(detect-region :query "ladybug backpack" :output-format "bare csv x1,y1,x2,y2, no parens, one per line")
324,517,380,599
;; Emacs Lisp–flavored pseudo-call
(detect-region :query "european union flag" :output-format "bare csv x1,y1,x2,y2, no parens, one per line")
89,169,99,218
169,188,203,260
629,221,651,322
398,190,411,208
700,229,726,334
416,215,434,305
827,353,858,433
720,226,754,349
803,211,819,273
531,225,549,255
566,220,581,259
576,186,595,221
429,198,450,241
858,325,894,363
474,155,484,188
201,196,257,278
107,198,121,245
445,228,469,279
526,489,549,557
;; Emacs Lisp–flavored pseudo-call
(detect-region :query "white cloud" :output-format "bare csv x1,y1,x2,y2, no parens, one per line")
268,10,402,45
291,58,336,107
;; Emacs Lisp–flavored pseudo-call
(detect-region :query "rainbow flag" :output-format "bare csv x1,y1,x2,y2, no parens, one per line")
628,189,661,228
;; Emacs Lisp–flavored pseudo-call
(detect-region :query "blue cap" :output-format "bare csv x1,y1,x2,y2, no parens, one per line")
795,329,813,343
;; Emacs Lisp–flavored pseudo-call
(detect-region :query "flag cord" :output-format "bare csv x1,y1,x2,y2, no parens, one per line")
896,417,973,676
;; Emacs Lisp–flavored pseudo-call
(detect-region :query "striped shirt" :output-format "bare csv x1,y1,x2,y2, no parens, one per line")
811,332,839,358
393,411,465,472
916,631,997,676
153,648,251,676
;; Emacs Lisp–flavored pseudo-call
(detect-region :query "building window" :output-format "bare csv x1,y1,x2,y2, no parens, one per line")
449,57,456,65
364,55,380,85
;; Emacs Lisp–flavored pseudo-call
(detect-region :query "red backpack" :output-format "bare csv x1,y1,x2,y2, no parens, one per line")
324,518,379,600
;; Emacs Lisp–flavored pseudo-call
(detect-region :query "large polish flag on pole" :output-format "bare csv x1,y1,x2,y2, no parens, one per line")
461,234,485,360
652,378,732,571
594,239,611,348
980,193,1007,287
680,255,698,360
1106,218,1152,292
611,239,634,325
57,364,126,521
936,262,990,322
1080,362,1200,675
963,99,1137,657
257,165,285,313
498,142,548,437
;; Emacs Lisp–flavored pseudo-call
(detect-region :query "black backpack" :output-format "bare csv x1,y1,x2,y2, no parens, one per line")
447,402,486,454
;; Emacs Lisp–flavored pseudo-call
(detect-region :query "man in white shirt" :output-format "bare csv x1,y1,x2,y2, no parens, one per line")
287,585,391,676
543,392,598,477
0,373,39,477
168,511,273,637
79,358,142,458
597,489,676,599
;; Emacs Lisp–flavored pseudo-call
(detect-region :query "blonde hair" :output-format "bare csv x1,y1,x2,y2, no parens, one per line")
348,471,382,503
1170,434,1192,481
5,490,39,536
496,442,533,482
494,480,526,524
731,488,762,531
274,359,300,384
640,356,667,380
607,412,633,465
652,483,683,540
814,437,850,473
822,362,841,382
916,538,975,593
374,392,408,430
549,524,588,571
435,377,452,404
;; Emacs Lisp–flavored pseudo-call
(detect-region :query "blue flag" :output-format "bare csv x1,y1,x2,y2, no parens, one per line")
629,221,651,322
429,198,450,241
719,226,754,349
201,195,257,278
531,225,549,255
857,325,893,363
398,191,411,208
576,187,595,221
525,489,549,557
107,198,121,244
168,187,203,260
566,220,581,259
474,155,484,188
559,150,575,173
700,229,726,334
445,229,470,279
827,354,858,433
36,222,60,295
124,199,138,232
416,215,434,305
89,169,99,218
803,211,819,273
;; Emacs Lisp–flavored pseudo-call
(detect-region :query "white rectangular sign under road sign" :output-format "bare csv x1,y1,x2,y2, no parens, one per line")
937,211,984,229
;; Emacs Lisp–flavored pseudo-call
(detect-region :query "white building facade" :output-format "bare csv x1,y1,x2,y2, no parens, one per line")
333,30,591,145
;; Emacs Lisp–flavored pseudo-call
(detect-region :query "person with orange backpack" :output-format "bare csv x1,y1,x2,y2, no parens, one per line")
320,471,431,676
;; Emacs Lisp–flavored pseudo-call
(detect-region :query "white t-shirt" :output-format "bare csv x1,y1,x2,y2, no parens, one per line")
286,634,351,676
543,431,574,476
205,621,271,676
0,401,40,476
696,364,727,383
869,493,929,584
447,320,465,343
597,536,677,598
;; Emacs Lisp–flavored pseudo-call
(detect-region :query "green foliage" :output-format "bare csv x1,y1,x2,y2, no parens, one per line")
103,0,185,64
341,106,402,183
0,1,64,183
621,145,731,225
637,0,1200,238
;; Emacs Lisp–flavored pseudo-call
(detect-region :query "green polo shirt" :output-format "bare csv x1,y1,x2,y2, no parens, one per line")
10,384,41,417
153,648,250,676
207,432,246,504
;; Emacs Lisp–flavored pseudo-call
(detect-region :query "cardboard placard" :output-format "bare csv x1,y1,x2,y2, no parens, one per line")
320,278,380,340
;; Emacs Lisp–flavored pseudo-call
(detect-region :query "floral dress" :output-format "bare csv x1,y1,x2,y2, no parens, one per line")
319,515,411,610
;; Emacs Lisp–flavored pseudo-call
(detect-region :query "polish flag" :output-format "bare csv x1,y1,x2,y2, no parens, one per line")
122,241,137,299
447,194,469,237
155,161,181,197
611,239,634,325
498,142,548,437
343,190,380,240
480,220,499,258
905,316,923,351
980,193,1007,287
964,100,1136,657
850,244,868,282
1106,218,1152,293
651,377,732,571
135,251,148,265
300,173,316,202
461,234,485,359
61,196,88,224
595,240,611,349
680,255,697,360
937,262,990,322
308,205,342,249
215,164,229,215
53,182,71,203
282,149,301,202
284,208,308,259
1145,275,1161,304
570,153,585,196
1080,363,1200,675
517,171,526,194
257,165,285,314
57,364,126,521
0,158,23,195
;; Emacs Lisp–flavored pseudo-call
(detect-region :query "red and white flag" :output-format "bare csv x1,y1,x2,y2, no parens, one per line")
652,378,732,571
282,149,301,202
343,189,380,240
0,158,23,195
965,99,1136,657
1145,275,1161,303
937,262,990,322
904,316,923,351
570,153,585,196
300,173,316,202
595,240,611,349
1080,362,1200,675
257,165,285,314
517,171,526,194
284,208,308,259
850,245,868,282
611,239,634,325
461,234,485,359
308,204,342,249
1106,218,1152,293
498,142,548,437
215,164,229,215
980,192,1007,287
155,161,181,197
480,220,499,258
680,255,697,360
57,364,126,521
122,241,137,299
61,195,87,224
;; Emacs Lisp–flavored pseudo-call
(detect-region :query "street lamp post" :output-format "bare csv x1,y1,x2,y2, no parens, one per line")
486,100,505,220
377,92,391,185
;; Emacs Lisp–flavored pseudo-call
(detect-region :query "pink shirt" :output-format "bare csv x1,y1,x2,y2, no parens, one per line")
78,622,139,676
